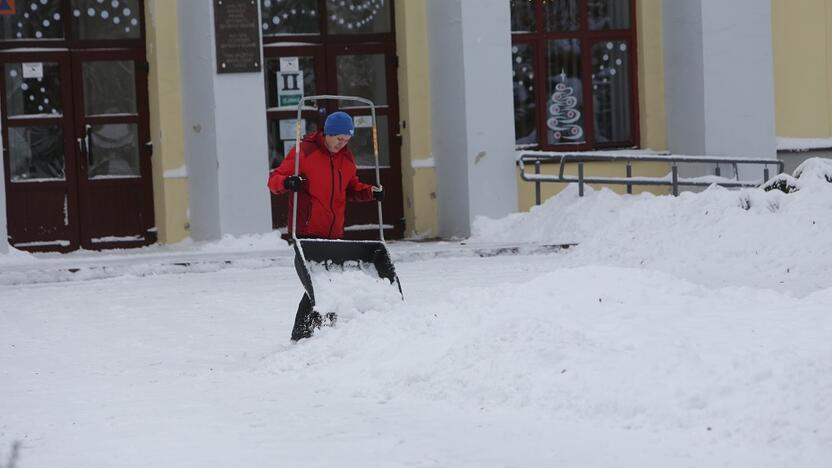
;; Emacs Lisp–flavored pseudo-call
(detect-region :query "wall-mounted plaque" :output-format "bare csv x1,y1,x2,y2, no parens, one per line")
213,0,261,74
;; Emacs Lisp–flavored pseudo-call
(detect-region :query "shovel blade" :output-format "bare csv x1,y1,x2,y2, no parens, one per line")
293,239,402,307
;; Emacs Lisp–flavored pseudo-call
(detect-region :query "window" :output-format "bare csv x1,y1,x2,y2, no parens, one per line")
0,0,144,43
510,0,638,150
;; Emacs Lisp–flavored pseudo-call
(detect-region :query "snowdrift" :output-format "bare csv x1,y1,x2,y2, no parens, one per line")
472,157,832,295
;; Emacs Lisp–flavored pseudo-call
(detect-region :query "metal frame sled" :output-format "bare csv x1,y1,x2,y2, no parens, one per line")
289,95,404,307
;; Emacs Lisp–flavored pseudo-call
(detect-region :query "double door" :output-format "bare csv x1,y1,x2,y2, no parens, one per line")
1,48,153,251
264,42,403,239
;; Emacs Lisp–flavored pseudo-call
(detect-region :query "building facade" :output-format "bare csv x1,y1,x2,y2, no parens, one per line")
1,0,830,253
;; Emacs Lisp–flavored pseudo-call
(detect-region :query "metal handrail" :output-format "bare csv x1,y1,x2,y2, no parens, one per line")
517,151,785,204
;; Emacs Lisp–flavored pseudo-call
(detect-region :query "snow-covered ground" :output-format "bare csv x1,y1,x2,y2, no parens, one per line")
2,160,831,467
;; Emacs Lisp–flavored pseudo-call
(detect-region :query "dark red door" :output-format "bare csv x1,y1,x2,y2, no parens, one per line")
261,0,404,240
0,51,80,250
263,45,327,232
71,49,154,250
1,0,153,252
327,42,402,239
0,49,154,251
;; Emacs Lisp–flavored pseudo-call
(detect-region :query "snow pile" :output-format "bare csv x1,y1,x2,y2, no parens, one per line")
3,161,832,467
777,136,832,151
264,264,832,466
472,158,832,294
307,265,403,321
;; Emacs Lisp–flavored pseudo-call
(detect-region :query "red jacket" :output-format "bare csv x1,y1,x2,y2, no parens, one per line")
268,131,375,239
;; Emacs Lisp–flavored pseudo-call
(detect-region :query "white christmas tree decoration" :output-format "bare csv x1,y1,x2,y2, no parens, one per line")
546,70,583,142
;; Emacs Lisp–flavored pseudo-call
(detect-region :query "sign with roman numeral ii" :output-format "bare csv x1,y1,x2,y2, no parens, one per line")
277,70,304,107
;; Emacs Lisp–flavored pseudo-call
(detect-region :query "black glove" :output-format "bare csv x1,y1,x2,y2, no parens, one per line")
372,185,385,202
283,175,304,192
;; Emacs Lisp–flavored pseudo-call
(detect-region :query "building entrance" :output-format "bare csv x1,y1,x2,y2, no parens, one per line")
0,1,153,252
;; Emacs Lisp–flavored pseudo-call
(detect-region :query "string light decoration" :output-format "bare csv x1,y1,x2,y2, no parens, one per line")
260,0,387,34
71,0,140,36
512,45,535,94
328,0,385,32
6,64,61,116
0,0,63,39
260,0,318,33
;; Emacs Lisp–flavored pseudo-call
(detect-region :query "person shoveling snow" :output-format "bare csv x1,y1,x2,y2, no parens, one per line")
268,106,396,341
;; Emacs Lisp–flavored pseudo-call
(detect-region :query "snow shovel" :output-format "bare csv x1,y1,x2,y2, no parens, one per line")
290,94,403,307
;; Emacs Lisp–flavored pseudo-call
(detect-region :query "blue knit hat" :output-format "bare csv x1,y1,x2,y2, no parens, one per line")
324,111,354,136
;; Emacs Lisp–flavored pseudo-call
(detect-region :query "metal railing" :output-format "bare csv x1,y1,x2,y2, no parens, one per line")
517,151,785,204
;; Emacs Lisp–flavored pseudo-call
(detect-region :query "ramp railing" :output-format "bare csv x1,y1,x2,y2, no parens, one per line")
517,151,784,205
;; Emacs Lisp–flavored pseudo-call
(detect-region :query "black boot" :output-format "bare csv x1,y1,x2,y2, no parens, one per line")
290,294,322,341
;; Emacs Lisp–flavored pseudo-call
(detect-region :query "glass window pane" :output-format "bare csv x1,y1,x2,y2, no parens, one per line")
592,40,632,143
82,60,136,115
327,0,391,34
88,123,140,178
546,39,585,145
545,0,579,32
588,0,631,31
336,54,387,106
0,0,64,40
510,0,535,33
4,62,63,117
264,56,316,109
9,126,65,181
70,0,141,40
260,0,319,35
512,43,537,146
349,115,389,168
267,117,319,168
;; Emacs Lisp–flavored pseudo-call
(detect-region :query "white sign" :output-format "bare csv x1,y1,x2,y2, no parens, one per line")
354,115,373,128
22,63,43,79
279,118,307,141
276,70,304,107
280,57,299,72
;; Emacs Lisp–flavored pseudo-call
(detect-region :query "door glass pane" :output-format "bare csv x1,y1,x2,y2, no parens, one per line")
327,0,391,34
545,0,579,32
267,117,319,168
350,115,389,168
336,54,387,106
88,123,140,178
512,43,537,146
0,0,64,39
546,39,585,145
592,40,632,143
70,0,141,40
82,60,136,115
264,56,316,109
510,0,535,33
8,126,65,181
260,0,319,35
588,0,631,31
4,62,62,117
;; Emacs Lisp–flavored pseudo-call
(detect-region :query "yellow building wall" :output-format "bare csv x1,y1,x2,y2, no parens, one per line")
637,0,667,151
145,0,189,244
771,0,832,137
395,0,438,238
